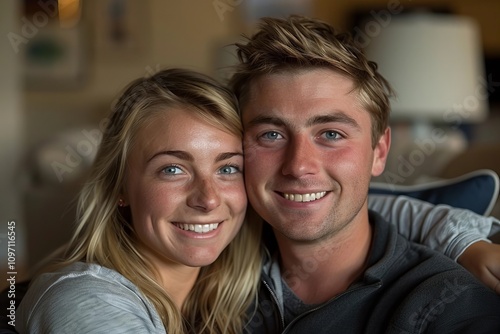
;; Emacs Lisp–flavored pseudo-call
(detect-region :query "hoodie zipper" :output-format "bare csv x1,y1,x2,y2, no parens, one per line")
277,281,383,333
261,278,286,331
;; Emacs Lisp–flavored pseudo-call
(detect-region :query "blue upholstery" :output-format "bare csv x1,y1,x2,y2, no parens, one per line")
369,169,499,216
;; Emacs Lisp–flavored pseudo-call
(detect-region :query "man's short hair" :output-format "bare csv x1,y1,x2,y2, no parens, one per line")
230,15,394,146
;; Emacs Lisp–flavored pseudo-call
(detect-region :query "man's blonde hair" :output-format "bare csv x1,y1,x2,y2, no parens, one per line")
230,15,394,146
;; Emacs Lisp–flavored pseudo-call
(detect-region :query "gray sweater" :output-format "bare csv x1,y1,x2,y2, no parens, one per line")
16,262,165,334
246,211,500,333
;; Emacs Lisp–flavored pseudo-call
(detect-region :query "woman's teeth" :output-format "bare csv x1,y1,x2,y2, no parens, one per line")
283,191,327,202
175,223,219,233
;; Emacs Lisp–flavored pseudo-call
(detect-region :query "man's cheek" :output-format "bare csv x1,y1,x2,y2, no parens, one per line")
243,143,261,169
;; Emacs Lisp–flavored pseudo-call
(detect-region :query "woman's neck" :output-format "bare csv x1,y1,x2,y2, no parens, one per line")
157,264,200,308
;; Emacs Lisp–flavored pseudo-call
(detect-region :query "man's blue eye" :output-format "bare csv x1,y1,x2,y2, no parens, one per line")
219,165,239,174
324,131,340,140
263,131,282,140
163,166,183,175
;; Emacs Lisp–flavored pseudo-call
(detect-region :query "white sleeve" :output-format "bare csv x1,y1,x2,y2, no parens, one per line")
368,194,500,261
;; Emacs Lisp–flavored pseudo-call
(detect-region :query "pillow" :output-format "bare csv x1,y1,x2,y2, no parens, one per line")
369,169,499,216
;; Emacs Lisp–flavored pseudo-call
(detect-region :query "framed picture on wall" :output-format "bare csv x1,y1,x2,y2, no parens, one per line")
93,0,150,60
22,0,86,90
24,24,86,90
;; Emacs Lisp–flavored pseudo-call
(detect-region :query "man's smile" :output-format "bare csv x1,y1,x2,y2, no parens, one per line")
280,191,328,203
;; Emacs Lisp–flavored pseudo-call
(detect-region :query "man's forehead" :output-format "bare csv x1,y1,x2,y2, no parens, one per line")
241,70,360,115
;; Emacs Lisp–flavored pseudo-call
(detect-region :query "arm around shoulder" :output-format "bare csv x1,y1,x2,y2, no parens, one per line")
368,194,499,260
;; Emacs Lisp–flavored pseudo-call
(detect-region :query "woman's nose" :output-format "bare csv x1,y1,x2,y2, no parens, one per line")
186,178,221,212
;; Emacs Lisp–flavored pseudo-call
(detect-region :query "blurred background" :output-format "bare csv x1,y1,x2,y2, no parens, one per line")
1,0,499,285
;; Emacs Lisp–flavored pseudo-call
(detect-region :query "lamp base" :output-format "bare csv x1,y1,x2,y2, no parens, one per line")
375,122,468,185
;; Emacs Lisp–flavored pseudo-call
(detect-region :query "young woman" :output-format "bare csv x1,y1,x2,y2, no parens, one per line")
16,68,262,334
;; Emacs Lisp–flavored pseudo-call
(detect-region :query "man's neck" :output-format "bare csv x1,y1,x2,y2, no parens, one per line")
276,214,373,304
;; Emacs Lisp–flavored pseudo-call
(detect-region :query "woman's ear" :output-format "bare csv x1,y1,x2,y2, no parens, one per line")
118,188,129,207
118,198,128,207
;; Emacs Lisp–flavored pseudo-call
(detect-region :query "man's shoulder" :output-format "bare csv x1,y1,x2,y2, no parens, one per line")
377,238,500,333
370,217,500,332
369,210,461,278
386,225,496,304
382,266,500,333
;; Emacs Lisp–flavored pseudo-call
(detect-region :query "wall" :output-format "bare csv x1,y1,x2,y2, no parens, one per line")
20,0,243,270
313,0,500,56
0,0,27,288
25,0,241,127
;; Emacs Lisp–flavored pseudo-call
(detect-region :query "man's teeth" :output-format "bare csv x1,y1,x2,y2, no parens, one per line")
283,191,326,202
175,223,219,233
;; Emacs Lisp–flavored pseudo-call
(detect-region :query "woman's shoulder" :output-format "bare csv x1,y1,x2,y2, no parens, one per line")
16,262,165,333
25,262,140,301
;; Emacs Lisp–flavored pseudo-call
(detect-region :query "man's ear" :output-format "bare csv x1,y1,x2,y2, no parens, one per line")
372,127,391,177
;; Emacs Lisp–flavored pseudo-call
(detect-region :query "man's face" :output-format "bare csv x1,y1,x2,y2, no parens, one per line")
242,68,390,244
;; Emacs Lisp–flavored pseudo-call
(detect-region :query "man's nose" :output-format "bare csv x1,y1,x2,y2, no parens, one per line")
281,135,320,178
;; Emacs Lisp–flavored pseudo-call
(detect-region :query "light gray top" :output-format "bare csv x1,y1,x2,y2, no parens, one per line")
16,262,166,334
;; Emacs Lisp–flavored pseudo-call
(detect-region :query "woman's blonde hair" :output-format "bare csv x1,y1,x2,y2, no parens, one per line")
53,68,262,333
229,15,394,147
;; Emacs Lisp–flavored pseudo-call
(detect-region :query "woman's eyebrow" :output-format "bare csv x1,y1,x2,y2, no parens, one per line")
147,150,193,163
216,152,243,162
147,151,243,163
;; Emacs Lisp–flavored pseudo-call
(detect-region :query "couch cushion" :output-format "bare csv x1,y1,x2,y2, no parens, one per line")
369,169,499,216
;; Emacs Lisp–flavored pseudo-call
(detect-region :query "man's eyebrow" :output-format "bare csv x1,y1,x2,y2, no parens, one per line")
245,112,361,130
147,151,243,163
246,115,287,128
306,113,361,129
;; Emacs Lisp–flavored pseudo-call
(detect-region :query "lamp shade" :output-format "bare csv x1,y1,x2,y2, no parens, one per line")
364,13,488,123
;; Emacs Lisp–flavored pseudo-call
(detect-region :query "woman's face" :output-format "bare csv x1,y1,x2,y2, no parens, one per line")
123,106,246,270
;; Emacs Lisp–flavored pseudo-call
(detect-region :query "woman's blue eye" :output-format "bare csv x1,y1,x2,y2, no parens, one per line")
163,166,183,175
219,165,240,175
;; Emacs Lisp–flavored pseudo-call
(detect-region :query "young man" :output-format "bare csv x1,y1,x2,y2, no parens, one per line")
230,15,500,333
